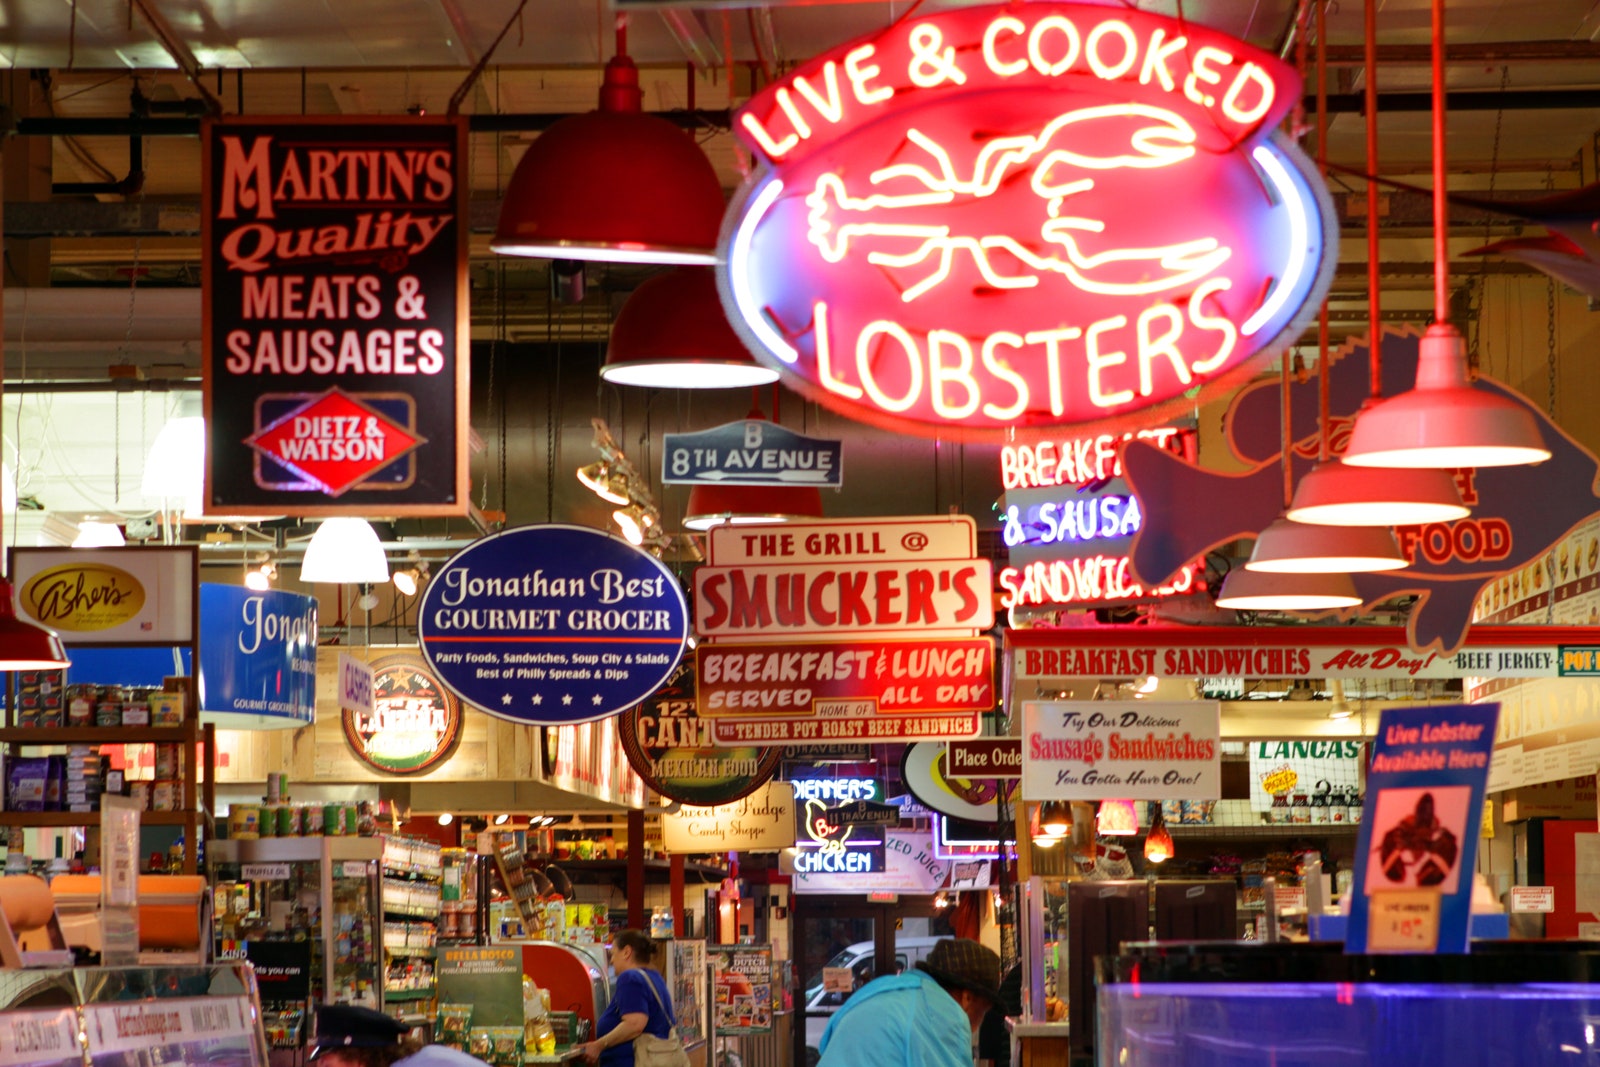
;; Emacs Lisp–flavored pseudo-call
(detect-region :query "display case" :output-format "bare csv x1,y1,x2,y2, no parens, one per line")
381,836,443,1031
1098,941,1600,1067
210,836,384,1016
658,938,707,1048
0,963,269,1067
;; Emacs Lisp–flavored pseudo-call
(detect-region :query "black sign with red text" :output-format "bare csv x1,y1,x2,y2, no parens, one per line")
203,117,469,516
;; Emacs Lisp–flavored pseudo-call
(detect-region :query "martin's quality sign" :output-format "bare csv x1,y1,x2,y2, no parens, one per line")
1021,700,1220,801
717,3,1335,438
418,525,690,726
203,116,469,516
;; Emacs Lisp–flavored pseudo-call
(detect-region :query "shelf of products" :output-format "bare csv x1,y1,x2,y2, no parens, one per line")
1167,824,1362,839
0,684,215,873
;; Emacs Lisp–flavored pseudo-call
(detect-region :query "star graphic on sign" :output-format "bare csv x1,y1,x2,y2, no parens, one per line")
592,694,603,705
502,694,513,706
531,694,543,705
562,694,573,705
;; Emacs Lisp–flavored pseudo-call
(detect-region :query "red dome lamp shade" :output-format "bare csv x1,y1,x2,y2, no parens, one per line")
491,54,726,265
602,268,779,389
684,482,823,531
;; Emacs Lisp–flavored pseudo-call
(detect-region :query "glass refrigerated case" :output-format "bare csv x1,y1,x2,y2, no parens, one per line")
210,836,384,1016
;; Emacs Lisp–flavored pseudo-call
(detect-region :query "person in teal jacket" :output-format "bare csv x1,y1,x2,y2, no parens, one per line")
818,938,1001,1067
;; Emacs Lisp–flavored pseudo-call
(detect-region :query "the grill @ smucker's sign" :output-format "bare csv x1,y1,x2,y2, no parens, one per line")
717,2,1335,438
417,525,690,726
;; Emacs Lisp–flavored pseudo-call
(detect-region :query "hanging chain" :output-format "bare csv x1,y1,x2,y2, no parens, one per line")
1471,65,1509,375
1547,273,1558,420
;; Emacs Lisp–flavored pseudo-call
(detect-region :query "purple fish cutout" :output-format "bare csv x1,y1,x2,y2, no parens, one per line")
1124,327,1600,655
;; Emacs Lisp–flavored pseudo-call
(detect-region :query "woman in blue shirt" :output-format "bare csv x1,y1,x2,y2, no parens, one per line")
581,930,676,1067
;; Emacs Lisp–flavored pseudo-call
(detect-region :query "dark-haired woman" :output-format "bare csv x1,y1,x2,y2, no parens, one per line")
581,930,677,1067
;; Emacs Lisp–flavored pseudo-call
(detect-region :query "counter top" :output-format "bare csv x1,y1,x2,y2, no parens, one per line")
1007,1021,1070,1038
526,1049,584,1064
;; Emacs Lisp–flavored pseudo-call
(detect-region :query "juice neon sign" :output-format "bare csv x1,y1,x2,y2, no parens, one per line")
718,4,1335,438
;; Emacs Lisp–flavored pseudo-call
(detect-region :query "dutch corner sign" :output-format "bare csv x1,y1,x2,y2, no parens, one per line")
1021,700,1221,801
418,525,690,726
203,116,470,516
716,3,1335,438
343,652,464,775
618,655,783,806
662,419,842,488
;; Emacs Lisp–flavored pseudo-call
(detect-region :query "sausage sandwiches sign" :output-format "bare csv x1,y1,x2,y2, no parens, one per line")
203,117,469,515
717,4,1335,437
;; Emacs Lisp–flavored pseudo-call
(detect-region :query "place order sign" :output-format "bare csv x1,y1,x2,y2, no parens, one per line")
716,2,1335,438
698,516,993,746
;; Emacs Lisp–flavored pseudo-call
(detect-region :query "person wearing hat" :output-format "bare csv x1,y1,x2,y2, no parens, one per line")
817,937,1002,1067
309,1004,488,1067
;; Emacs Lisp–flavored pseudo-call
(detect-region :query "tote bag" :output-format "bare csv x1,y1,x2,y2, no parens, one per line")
633,971,690,1067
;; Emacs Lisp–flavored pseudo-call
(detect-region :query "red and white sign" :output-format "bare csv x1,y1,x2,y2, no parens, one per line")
1509,886,1555,913
947,739,1023,778
695,559,993,637
1021,700,1221,800
709,515,975,566
1009,625,1575,681
714,711,981,746
717,3,1334,438
698,637,993,718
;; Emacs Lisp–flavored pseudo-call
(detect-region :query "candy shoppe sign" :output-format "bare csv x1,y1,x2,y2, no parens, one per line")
718,3,1335,438
619,655,782,806
203,116,469,516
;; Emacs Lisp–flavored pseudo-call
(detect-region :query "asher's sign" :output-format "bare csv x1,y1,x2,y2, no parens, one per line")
203,116,469,516
717,2,1335,438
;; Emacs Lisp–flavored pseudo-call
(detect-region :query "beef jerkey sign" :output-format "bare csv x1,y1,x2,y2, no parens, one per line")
203,117,470,515
716,3,1335,438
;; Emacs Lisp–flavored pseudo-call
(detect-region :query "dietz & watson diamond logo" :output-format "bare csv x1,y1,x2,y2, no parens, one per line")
245,388,425,496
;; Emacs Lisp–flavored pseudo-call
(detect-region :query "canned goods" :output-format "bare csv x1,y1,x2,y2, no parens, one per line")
154,744,180,780
229,804,261,840
259,805,279,837
457,909,477,939
303,804,324,836
120,694,150,726
441,909,460,940
277,804,300,837
95,699,123,727
266,772,283,805
151,780,178,811
322,804,342,835
148,692,184,727
344,805,359,835
357,801,376,836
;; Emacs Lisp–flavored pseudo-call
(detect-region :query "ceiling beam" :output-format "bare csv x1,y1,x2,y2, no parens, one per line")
1324,41,1600,65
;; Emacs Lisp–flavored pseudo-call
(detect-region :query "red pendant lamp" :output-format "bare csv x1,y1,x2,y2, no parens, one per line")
491,21,726,265
1340,0,1550,470
602,268,779,389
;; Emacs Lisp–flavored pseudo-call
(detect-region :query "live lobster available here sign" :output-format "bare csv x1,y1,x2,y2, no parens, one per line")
1021,700,1220,801
203,116,469,516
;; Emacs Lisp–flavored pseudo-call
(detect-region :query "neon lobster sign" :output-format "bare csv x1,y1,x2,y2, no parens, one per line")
718,4,1336,438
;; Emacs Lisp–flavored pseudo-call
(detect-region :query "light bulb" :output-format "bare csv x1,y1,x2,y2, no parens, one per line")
437,813,454,826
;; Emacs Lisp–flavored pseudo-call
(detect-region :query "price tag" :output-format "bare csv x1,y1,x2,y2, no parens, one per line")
1366,890,1441,953
1260,767,1298,796
242,864,290,882
822,967,853,994
1510,886,1555,913
339,861,370,879
1275,887,1306,914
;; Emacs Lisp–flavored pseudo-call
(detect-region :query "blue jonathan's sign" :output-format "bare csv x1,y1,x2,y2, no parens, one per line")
417,524,690,726
662,419,842,487
198,584,318,728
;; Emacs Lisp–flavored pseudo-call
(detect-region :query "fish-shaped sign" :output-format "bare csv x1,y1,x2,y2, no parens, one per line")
1124,327,1600,655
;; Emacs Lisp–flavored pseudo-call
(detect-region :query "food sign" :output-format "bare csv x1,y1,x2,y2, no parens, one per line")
203,116,469,515
718,3,1335,438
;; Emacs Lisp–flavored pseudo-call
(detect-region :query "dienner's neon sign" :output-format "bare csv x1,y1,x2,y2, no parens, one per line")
718,4,1335,438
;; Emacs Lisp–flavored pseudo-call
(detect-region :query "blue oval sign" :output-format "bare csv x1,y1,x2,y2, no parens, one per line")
418,524,690,726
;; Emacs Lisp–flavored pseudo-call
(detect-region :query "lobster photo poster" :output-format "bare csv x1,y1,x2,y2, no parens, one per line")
1345,703,1499,955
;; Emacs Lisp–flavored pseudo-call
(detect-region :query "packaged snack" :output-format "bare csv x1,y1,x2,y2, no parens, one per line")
468,1030,494,1060
7,758,49,811
440,1004,474,1038
490,1027,523,1067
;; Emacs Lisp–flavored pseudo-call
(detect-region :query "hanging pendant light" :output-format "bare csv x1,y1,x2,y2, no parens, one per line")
1287,461,1468,526
1143,808,1175,864
601,268,780,389
1097,799,1139,836
491,23,725,265
1244,516,1407,573
683,482,823,531
1340,0,1549,471
300,518,390,585
577,461,631,505
1215,568,1362,611
0,580,70,670
1039,801,1072,838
